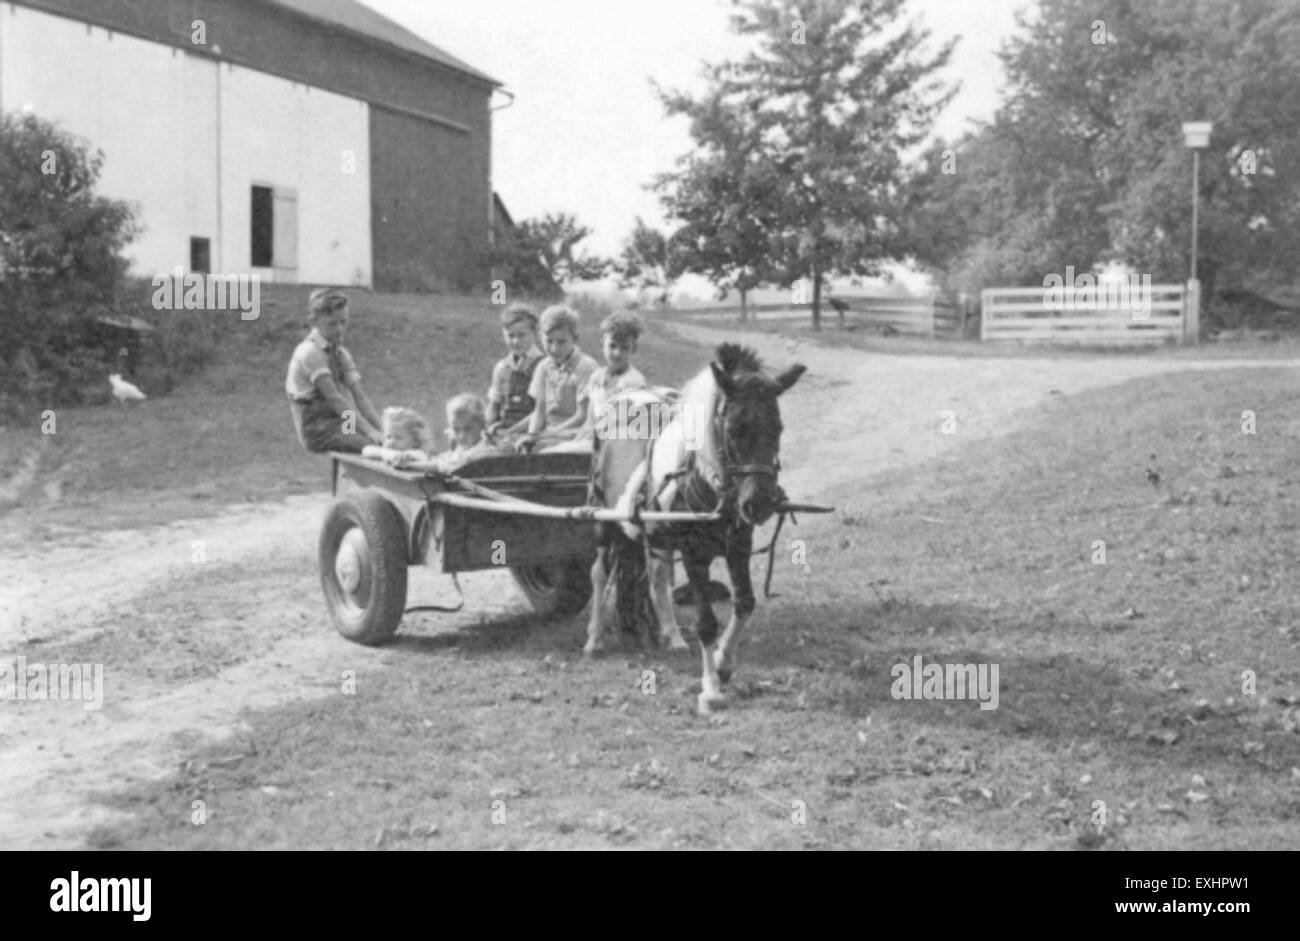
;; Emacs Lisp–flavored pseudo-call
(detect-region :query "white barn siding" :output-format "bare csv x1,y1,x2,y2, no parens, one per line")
0,4,371,286
219,65,371,285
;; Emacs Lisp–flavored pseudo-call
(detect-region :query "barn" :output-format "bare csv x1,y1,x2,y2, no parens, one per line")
0,0,503,291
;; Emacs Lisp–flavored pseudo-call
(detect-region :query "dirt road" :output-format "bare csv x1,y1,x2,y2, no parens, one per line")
2,327,1295,848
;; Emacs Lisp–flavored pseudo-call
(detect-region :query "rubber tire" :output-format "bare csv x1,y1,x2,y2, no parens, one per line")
320,490,409,645
510,558,594,617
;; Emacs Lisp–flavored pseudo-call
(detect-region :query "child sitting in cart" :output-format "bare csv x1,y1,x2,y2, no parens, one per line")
361,406,432,468
485,303,545,445
286,287,385,453
546,309,648,454
431,393,504,470
362,396,504,472
514,304,600,454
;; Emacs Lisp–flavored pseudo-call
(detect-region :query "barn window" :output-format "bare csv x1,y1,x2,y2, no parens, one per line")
250,186,273,267
190,237,210,274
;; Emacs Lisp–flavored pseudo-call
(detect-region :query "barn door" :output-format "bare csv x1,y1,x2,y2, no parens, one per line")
272,187,298,281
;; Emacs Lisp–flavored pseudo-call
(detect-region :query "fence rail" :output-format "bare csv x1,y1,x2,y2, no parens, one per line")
683,294,959,338
980,283,1188,344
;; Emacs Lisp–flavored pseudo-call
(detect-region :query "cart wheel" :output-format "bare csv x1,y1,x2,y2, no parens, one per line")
511,559,593,617
320,491,409,645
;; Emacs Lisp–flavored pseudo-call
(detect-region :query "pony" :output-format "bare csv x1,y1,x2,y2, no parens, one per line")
585,343,805,715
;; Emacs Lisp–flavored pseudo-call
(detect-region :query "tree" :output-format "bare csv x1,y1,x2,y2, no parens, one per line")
654,135,786,322
907,0,1300,317
0,111,139,411
490,211,612,297
616,218,678,308
518,212,612,285
656,0,956,328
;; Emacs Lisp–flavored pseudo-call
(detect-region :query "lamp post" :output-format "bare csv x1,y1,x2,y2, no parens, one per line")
1181,121,1212,343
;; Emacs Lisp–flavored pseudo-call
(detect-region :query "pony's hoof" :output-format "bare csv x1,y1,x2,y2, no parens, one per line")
582,641,605,658
662,634,689,652
697,691,728,716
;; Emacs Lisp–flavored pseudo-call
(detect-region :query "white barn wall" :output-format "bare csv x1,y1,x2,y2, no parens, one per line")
0,4,371,286
218,64,371,285
1,6,191,277
183,54,220,264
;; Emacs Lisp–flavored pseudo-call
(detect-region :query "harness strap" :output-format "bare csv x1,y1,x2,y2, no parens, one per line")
761,512,788,600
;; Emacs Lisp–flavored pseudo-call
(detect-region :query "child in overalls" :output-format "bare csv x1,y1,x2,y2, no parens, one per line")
486,303,544,445
285,287,384,453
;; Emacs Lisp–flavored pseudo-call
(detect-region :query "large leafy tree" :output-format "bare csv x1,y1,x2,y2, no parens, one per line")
656,0,955,328
907,0,1300,312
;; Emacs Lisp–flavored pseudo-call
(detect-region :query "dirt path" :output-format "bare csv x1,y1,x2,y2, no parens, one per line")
3,327,1296,848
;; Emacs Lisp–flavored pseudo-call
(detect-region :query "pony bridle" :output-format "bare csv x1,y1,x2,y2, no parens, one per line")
713,401,781,498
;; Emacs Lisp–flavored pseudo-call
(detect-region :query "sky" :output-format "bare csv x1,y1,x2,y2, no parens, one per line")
362,0,1025,259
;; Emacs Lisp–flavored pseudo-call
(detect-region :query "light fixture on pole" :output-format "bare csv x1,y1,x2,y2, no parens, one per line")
1181,121,1211,344
1182,121,1212,282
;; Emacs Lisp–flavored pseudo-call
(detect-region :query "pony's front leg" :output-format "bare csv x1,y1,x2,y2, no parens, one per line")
716,527,757,685
648,548,688,650
614,460,649,541
684,547,725,715
584,537,611,656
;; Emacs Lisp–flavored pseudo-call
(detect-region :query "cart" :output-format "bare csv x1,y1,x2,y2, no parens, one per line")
320,450,741,645
320,447,835,646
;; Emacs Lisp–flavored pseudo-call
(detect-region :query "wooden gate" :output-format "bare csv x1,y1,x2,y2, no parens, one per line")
980,283,1188,344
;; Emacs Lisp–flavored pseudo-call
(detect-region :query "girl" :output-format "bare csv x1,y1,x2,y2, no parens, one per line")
361,407,431,467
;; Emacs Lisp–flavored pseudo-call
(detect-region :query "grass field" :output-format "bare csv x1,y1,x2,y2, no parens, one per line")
66,362,1300,849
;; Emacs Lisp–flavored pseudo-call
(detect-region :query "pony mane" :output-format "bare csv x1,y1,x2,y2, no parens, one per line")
714,343,763,376
668,344,764,484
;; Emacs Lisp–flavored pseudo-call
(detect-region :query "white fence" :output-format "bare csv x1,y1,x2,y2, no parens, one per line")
980,282,1190,344
685,294,958,337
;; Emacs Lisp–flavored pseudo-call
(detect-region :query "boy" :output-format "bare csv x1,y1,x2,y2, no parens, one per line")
286,287,384,453
587,310,648,441
485,303,544,441
514,305,599,453
546,309,648,454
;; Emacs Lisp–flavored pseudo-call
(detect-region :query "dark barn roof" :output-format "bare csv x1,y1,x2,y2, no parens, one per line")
265,0,499,86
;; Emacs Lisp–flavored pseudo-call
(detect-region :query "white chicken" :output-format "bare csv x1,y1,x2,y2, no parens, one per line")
108,373,146,404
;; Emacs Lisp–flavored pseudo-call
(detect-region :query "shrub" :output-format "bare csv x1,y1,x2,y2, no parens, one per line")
0,111,139,419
